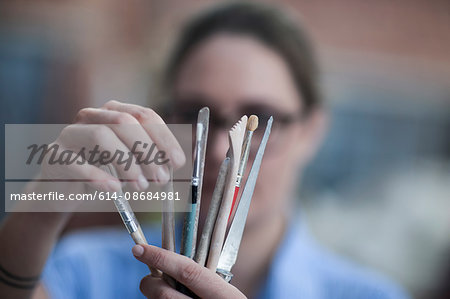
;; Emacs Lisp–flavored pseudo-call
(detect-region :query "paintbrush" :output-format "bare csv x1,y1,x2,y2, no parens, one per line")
216,117,272,282
180,107,209,258
194,157,230,266
161,167,176,287
229,115,258,221
162,167,175,252
102,164,161,277
206,115,247,271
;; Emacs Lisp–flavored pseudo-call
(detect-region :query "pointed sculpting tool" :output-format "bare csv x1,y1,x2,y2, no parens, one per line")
216,116,273,282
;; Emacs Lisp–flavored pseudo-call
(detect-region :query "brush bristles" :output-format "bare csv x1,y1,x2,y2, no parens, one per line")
247,115,258,131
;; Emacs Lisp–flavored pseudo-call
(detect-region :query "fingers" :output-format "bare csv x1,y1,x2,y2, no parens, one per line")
42,160,122,193
57,124,146,190
139,275,191,299
67,101,186,188
132,245,244,299
103,100,186,169
75,108,170,184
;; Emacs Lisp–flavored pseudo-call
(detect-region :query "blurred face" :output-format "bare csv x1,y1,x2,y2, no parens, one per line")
172,33,324,227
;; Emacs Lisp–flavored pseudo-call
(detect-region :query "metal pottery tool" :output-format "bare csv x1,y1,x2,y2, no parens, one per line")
216,116,273,282
102,164,161,277
180,107,209,258
194,157,230,266
206,115,247,270
229,115,258,221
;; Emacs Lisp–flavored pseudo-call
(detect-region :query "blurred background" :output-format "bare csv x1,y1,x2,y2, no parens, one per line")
1,1,449,298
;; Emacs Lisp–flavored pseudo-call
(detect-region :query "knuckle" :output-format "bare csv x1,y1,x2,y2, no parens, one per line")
59,124,79,143
150,250,166,269
132,108,156,123
139,276,150,294
113,112,136,124
156,287,172,299
103,100,120,108
88,125,111,143
180,263,201,286
143,107,157,116
60,124,74,138
75,108,94,122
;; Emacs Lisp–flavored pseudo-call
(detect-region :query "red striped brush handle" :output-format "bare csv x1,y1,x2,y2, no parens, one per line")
228,186,240,222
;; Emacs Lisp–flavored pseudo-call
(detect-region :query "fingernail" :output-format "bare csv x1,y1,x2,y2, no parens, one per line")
107,180,121,192
172,150,186,168
137,174,149,190
156,167,170,184
132,245,144,257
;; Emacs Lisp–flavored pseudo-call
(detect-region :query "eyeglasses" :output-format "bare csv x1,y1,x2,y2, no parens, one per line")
164,98,304,155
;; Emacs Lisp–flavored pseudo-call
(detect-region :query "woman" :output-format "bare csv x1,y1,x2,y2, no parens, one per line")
0,3,408,298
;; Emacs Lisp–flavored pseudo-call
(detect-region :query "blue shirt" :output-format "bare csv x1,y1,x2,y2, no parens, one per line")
42,220,409,299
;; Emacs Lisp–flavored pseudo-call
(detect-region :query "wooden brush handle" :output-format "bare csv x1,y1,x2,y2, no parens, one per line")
131,227,161,277
194,157,230,266
206,116,247,271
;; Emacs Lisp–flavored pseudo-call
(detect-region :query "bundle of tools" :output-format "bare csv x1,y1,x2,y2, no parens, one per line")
107,107,273,289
